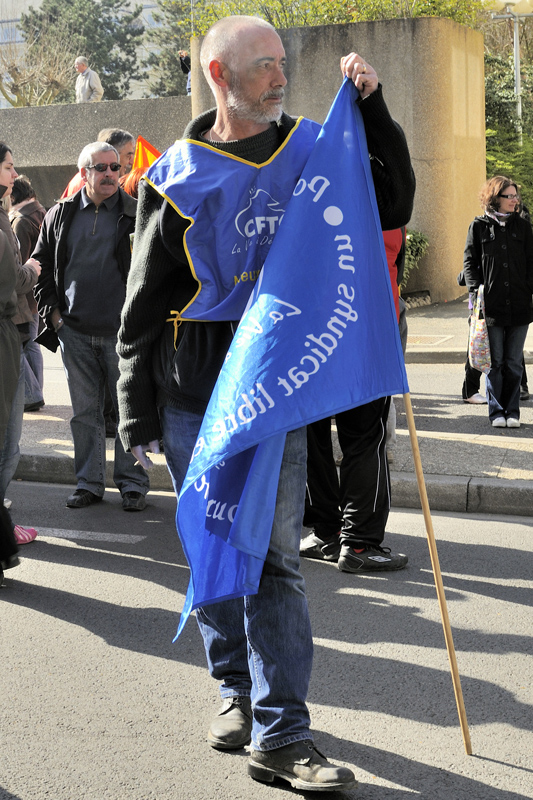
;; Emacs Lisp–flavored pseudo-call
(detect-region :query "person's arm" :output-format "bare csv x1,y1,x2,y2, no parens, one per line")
523,217,533,294
340,54,415,231
463,220,482,293
117,180,189,454
33,208,61,329
15,258,40,295
88,70,104,102
11,215,38,264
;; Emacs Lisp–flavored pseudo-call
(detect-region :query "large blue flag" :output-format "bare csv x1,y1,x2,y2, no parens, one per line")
174,78,409,638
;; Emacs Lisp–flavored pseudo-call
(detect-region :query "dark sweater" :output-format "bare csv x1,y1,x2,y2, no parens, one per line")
117,87,416,450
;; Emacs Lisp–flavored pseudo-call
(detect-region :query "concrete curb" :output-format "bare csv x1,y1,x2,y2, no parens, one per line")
390,471,533,517
405,347,533,365
405,349,465,364
15,452,174,493
14,452,533,517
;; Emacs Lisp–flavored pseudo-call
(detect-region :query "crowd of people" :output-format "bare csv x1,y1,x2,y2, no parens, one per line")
2,15,530,794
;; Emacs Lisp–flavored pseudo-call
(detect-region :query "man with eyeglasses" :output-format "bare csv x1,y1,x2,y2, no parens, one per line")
33,142,149,511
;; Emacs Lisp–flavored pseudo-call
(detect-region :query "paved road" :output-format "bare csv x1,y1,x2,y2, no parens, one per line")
2,482,532,799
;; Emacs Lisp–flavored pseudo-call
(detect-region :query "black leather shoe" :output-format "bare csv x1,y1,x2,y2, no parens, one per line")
24,400,45,412
122,491,146,512
248,740,357,792
207,696,252,750
66,489,102,509
0,554,20,572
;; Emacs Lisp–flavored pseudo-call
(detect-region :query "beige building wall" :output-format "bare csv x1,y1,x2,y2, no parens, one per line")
192,17,485,303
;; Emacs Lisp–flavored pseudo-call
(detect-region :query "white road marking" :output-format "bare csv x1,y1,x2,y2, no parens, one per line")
32,527,146,543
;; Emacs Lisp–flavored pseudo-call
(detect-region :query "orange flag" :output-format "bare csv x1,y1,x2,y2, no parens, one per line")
133,136,161,171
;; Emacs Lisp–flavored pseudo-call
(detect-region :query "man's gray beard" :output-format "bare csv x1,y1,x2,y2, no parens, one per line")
226,86,284,124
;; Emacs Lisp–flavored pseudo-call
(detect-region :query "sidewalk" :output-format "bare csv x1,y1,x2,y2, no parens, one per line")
13,295,533,517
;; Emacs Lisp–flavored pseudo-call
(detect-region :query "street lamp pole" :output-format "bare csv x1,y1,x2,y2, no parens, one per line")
488,0,533,142
514,13,522,122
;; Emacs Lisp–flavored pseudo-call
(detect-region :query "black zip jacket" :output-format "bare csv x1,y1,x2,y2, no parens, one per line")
33,187,137,351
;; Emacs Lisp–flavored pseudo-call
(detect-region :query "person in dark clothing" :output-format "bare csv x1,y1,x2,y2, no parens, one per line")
463,176,533,427
117,15,415,793
9,175,47,412
179,49,192,95
0,143,43,551
33,142,149,511
302,228,409,571
0,206,21,584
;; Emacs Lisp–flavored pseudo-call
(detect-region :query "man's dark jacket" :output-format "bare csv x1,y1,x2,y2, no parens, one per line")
33,187,137,351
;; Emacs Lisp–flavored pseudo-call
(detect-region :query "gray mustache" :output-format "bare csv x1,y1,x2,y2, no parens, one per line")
263,90,284,100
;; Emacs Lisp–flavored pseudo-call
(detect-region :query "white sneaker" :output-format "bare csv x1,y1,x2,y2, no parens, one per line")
464,393,488,405
506,418,520,428
3,498,12,510
492,417,507,428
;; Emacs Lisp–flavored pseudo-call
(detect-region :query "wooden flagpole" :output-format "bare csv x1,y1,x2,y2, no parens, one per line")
402,392,472,755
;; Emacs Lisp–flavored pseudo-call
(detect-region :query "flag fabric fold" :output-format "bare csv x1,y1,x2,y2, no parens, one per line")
174,78,409,638
133,135,161,171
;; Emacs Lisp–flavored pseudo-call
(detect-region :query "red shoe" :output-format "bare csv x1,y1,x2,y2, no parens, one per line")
14,525,38,544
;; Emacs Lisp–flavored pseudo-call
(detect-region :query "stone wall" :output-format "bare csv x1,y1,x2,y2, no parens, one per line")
192,17,485,303
0,96,192,208
1,17,485,302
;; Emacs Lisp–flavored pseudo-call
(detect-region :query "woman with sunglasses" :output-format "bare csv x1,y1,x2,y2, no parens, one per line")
463,176,533,428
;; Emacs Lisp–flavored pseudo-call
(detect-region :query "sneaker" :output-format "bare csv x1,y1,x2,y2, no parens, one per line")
491,417,507,428
14,525,38,544
506,417,520,428
207,696,252,750
338,544,408,573
464,393,487,405
520,386,530,401
300,531,341,562
3,498,12,510
248,740,357,792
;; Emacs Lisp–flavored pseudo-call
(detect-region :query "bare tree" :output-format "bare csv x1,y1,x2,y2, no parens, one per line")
0,4,77,106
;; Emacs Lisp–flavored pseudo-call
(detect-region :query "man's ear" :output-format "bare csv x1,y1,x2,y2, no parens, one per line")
209,59,230,88
80,167,88,184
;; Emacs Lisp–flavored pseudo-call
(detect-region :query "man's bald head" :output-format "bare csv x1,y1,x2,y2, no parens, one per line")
200,15,276,80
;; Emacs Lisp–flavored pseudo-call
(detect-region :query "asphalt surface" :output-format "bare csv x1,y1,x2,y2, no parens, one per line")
2,296,533,799
12,295,533,516
1,481,532,800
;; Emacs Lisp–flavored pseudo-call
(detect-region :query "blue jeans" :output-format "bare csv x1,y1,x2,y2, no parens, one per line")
58,324,149,496
0,346,24,499
161,405,313,751
486,325,529,421
24,313,44,406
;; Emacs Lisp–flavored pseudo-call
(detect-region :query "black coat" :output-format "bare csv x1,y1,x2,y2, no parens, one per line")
463,213,533,327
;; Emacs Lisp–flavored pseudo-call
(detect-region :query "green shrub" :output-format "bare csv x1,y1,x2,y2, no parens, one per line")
402,228,429,290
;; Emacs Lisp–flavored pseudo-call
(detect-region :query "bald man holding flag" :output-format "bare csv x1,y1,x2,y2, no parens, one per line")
118,15,414,792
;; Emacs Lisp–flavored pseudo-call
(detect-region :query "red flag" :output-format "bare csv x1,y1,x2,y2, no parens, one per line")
133,136,161,171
